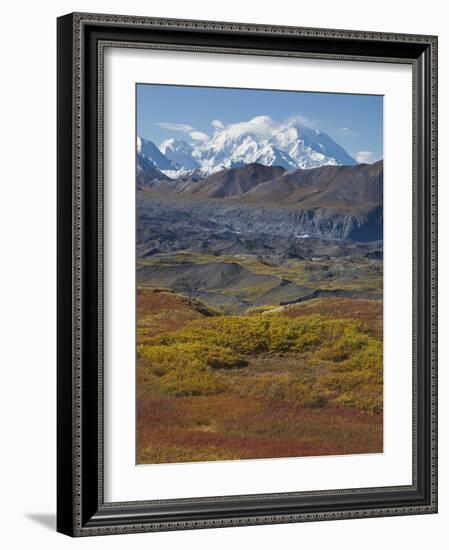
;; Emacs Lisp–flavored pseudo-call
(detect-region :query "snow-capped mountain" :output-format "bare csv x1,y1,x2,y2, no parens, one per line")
159,138,199,171
138,115,357,180
266,122,356,168
137,136,175,171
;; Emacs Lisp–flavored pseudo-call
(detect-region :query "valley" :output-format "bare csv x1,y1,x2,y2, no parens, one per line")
135,103,383,464
136,160,384,463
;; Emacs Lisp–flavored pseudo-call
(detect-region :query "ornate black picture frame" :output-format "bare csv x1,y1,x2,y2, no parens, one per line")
57,12,438,537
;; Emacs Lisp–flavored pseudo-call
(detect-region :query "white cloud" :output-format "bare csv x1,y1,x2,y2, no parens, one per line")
157,114,318,144
155,122,194,132
155,122,209,142
189,130,210,142
285,114,316,128
211,119,224,131
356,151,375,163
223,116,281,140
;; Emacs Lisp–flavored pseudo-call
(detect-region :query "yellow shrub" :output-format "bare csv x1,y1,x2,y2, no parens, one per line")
137,312,383,411
159,360,227,396
238,373,293,401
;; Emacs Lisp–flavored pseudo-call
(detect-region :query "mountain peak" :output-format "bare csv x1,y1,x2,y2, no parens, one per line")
137,115,357,179
160,137,192,151
159,138,198,171
137,137,175,171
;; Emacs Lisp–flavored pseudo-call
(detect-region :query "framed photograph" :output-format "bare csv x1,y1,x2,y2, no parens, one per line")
57,12,438,536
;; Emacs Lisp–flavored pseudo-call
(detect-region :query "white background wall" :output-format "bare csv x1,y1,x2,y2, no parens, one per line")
0,1,446,548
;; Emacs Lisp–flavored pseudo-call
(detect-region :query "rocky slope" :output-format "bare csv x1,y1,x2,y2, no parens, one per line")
137,161,383,243
138,195,382,242
181,163,286,199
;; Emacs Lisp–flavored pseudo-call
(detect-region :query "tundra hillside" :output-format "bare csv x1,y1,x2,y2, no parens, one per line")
136,129,383,463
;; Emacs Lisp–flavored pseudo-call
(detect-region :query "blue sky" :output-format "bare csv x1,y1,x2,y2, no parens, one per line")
137,83,383,163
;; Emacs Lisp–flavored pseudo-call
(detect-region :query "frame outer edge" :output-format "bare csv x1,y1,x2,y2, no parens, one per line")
429,34,438,513
71,11,436,44
73,11,84,537
57,13,77,537
59,12,438,536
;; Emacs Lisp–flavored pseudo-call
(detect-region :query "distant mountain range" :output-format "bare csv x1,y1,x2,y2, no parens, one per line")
137,160,383,242
136,115,382,244
181,164,286,199
139,159,382,209
137,115,357,180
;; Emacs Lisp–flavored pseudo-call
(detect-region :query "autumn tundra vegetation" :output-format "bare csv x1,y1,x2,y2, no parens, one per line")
136,287,383,463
